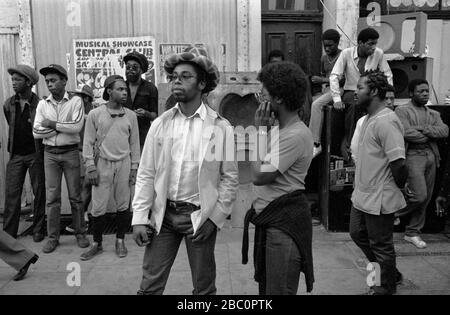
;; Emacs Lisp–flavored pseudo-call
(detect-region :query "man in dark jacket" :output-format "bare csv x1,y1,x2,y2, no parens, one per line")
3,65,45,243
124,51,158,151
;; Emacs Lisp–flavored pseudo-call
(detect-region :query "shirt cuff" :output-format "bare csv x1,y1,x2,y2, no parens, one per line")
131,210,150,226
86,165,97,173
333,95,342,103
209,208,227,230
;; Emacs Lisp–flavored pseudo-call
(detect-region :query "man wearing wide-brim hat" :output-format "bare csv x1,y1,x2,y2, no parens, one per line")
3,64,46,243
131,51,238,295
123,51,158,152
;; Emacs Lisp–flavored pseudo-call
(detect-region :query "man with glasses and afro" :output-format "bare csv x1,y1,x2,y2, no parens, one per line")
131,51,238,295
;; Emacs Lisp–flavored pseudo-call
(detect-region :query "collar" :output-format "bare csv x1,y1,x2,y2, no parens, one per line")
171,102,207,121
13,93,34,105
408,101,429,112
46,92,70,104
352,46,359,60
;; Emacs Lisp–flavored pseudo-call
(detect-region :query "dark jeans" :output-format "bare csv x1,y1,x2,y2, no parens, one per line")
349,207,397,295
341,90,362,161
260,228,302,295
3,153,45,237
44,149,85,240
138,206,217,295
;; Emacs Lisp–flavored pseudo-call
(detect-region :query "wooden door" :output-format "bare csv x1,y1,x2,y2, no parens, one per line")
262,20,322,77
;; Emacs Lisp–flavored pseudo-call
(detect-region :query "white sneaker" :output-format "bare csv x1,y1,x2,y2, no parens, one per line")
404,235,427,249
313,144,322,158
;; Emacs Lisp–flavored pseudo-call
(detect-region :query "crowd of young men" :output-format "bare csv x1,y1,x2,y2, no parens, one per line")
1,27,449,296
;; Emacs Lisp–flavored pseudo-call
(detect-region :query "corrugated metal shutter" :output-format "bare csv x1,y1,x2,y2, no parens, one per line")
0,34,18,213
31,0,237,96
132,0,237,73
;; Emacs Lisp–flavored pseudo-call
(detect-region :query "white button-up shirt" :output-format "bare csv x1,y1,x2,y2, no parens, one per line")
167,103,206,206
330,47,393,103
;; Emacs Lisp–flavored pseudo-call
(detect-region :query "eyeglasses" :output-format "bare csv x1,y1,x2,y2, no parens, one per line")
106,107,125,118
167,72,196,83
126,65,141,71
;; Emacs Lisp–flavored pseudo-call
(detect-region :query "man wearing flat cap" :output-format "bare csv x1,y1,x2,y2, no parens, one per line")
124,51,158,151
132,52,238,295
3,65,46,243
33,64,90,253
81,75,140,260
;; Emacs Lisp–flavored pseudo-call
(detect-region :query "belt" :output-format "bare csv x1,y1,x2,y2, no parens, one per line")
167,200,200,211
45,144,78,154
408,143,431,151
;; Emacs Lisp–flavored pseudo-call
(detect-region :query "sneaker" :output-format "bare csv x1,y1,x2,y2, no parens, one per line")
115,239,128,258
42,239,59,254
33,233,45,243
65,224,75,233
80,243,103,261
313,144,322,158
76,234,90,248
404,235,427,249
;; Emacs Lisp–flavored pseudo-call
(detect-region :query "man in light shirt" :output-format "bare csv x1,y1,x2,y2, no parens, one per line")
131,52,238,295
350,70,407,295
33,64,90,254
330,28,393,161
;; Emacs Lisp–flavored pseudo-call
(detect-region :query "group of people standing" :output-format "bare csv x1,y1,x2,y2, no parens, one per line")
0,26,449,296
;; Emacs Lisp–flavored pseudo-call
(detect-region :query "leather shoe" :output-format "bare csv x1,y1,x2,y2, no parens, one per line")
80,243,103,261
76,234,90,248
13,254,39,281
33,233,45,243
115,239,128,258
42,239,59,253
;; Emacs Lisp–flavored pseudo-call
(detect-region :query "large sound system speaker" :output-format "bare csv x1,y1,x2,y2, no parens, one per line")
388,57,433,99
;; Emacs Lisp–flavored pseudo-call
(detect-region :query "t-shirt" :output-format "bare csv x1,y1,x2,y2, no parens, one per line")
253,120,313,214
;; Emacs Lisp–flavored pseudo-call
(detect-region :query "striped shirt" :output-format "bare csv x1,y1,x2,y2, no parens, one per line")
33,92,84,146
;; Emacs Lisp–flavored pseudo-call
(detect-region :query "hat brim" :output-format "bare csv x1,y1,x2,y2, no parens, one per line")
69,90,94,100
124,55,149,73
40,67,68,80
7,68,36,84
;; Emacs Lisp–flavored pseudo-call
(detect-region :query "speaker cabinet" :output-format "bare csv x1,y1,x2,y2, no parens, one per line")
358,12,427,57
388,57,433,99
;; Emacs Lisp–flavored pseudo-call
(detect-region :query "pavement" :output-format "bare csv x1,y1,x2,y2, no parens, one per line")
0,223,449,295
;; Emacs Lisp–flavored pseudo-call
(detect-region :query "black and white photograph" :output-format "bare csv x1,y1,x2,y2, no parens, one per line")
0,0,449,299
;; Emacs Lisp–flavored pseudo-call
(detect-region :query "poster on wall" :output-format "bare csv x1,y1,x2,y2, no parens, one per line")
73,36,156,103
159,43,209,83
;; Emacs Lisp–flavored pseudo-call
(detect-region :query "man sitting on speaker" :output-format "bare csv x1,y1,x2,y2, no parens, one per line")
330,28,393,162
395,79,449,249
